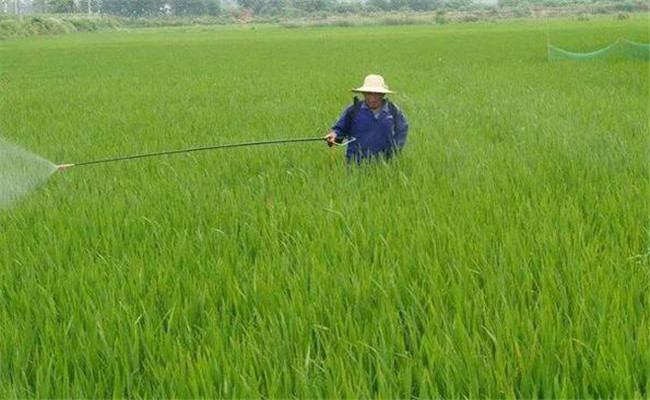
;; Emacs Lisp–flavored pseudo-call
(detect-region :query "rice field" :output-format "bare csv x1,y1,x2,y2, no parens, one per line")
0,15,648,398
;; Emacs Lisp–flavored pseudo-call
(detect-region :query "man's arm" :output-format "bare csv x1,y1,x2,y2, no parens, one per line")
331,104,354,137
326,104,354,146
393,108,409,149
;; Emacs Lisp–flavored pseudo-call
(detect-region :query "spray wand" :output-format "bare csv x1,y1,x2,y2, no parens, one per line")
56,136,355,171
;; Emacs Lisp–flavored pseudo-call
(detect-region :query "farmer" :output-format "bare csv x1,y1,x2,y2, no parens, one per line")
326,74,409,163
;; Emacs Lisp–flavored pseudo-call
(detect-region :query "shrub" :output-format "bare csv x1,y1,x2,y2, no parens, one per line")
0,19,23,38
280,19,306,28
511,6,531,17
461,14,479,22
380,15,419,25
435,10,447,24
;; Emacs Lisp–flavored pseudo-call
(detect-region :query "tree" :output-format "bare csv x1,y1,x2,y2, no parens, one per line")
101,0,166,16
367,0,391,11
169,0,221,16
77,0,96,14
46,0,74,12
31,0,48,13
236,0,288,15
389,0,409,10
291,0,333,13
446,0,473,9
497,0,521,6
406,0,437,11
205,0,221,15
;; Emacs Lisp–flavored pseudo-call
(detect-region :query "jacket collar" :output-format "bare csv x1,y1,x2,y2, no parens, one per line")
360,99,389,114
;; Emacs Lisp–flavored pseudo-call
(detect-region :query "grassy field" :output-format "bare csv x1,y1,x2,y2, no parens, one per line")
0,15,648,398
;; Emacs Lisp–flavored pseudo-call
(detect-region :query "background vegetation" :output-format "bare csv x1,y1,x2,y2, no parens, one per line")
1,0,648,19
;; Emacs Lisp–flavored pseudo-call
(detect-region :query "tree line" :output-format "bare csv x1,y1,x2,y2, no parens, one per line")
1,0,645,17
23,0,222,16
2,0,510,17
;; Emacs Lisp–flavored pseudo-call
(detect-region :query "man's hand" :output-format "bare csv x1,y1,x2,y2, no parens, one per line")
325,131,338,147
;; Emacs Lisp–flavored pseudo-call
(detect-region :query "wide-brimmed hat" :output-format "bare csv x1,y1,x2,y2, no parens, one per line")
352,74,395,94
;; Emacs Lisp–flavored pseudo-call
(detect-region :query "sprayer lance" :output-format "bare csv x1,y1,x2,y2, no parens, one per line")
56,164,75,172
54,136,354,172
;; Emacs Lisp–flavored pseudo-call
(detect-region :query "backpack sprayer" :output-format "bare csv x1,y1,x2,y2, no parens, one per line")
55,136,356,171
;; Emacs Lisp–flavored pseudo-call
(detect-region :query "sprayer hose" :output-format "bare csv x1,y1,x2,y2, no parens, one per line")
69,137,327,167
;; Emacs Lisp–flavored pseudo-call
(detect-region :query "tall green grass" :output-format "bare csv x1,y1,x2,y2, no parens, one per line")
0,16,647,397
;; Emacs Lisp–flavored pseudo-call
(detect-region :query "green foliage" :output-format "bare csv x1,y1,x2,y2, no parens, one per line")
46,0,75,13
101,0,166,17
237,0,338,15
0,17,648,398
331,1,365,13
89,0,221,17
0,15,124,38
304,0,336,13
238,0,290,15
0,16,77,37
15,0,650,18
435,9,447,23
0,18,22,37
380,15,420,24
26,16,74,34
169,0,222,16
367,0,391,11
408,0,438,12
445,0,474,10
0,15,243,39
64,16,100,31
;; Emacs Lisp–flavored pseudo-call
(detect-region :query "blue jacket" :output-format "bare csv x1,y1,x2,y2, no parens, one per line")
331,100,409,162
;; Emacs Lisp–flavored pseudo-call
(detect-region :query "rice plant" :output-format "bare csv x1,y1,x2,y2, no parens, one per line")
0,15,647,398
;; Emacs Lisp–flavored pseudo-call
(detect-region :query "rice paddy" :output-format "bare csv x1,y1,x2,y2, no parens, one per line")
0,15,648,398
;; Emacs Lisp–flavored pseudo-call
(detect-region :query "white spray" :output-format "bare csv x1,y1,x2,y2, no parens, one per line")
0,138,57,209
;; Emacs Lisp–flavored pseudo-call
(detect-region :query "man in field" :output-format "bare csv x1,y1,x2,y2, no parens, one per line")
326,74,409,163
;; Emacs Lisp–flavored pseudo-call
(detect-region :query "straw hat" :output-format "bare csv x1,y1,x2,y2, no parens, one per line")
352,74,395,94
